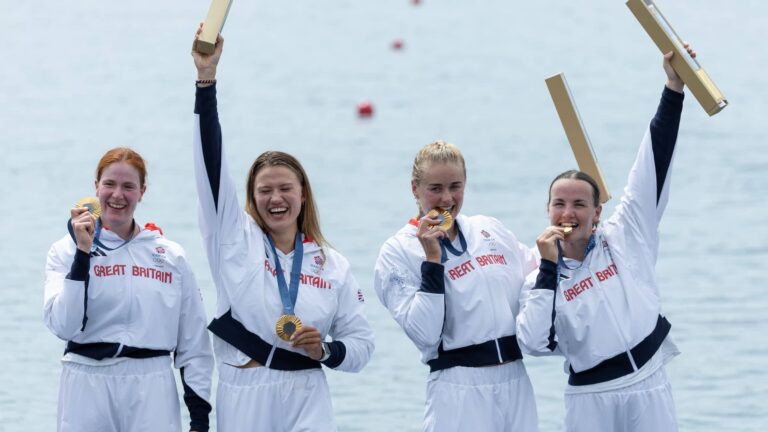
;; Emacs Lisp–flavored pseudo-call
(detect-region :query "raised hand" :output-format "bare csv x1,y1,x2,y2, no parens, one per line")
664,43,695,93
191,23,224,81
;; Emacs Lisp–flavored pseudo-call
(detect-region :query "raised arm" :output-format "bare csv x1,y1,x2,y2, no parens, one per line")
609,50,688,245
191,30,262,307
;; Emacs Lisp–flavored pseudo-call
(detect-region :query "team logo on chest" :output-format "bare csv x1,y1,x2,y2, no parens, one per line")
151,246,167,268
479,228,498,251
309,254,325,275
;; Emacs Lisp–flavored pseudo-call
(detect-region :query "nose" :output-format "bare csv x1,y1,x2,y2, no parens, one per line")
561,204,575,217
440,190,453,206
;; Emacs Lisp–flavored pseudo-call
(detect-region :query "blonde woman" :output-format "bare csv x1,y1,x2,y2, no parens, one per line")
374,142,540,431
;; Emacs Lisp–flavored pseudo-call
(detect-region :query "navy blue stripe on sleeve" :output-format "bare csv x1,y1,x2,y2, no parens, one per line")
321,341,347,369
66,248,90,281
65,248,91,331
180,366,212,432
195,84,223,211
533,259,559,351
650,86,684,204
533,259,558,291
419,261,445,294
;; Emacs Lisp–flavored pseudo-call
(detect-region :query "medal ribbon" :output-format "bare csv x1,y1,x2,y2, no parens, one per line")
439,224,468,264
267,232,304,316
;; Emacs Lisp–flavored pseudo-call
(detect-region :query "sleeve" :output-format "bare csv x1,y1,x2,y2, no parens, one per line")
517,241,540,276
322,267,374,372
373,239,445,351
516,260,562,356
173,256,214,432
43,242,89,340
609,87,684,252
193,84,262,307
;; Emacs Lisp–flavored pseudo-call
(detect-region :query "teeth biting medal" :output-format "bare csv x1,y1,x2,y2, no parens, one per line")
426,208,454,231
562,223,574,235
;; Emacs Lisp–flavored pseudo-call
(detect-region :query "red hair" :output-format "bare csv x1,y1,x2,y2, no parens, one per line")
96,147,148,186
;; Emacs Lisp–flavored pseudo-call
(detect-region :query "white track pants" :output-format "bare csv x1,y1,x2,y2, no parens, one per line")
57,357,180,432
564,367,678,432
423,361,539,432
216,364,336,432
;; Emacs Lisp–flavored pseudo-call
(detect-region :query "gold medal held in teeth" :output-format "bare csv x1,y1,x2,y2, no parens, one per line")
426,208,454,231
562,223,574,235
75,197,102,218
276,314,303,341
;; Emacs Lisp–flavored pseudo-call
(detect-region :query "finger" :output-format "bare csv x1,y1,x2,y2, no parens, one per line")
292,337,322,348
291,332,321,346
292,328,320,340
70,207,88,219
663,51,674,60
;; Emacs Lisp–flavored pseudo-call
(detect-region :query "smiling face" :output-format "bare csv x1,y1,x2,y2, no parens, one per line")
548,178,602,244
95,161,146,238
412,161,465,220
253,165,305,237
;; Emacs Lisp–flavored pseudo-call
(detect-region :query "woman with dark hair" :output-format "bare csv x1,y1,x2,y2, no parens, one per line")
44,147,214,432
517,49,694,432
191,32,374,431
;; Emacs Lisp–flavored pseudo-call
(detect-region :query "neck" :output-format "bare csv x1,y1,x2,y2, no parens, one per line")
561,238,588,261
110,220,136,241
271,226,298,254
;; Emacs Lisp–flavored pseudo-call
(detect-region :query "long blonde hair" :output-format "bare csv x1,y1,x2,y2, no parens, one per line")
245,151,327,249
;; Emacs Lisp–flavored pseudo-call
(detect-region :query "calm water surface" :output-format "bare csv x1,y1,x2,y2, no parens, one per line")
2,1,767,431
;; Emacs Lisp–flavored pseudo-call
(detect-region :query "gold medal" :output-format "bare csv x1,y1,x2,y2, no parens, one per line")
426,208,454,232
75,197,102,218
276,314,303,341
562,223,574,235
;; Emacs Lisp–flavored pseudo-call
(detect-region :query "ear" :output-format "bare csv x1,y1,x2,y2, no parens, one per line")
411,180,418,199
139,184,147,202
94,179,99,194
593,205,603,225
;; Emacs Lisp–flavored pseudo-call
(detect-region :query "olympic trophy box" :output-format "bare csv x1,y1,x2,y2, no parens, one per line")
545,73,611,204
195,0,233,54
626,0,727,116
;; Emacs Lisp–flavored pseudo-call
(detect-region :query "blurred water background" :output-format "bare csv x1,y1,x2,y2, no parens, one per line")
1,0,766,430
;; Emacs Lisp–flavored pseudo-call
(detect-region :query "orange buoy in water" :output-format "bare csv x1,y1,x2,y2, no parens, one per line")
392,39,404,50
357,101,374,118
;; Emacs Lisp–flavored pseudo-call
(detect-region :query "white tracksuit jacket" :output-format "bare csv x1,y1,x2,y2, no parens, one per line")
192,84,373,373
44,225,214,430
517,87,684,383
374,214,539,368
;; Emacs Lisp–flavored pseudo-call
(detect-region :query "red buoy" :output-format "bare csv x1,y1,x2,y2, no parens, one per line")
392,39,404,50
357,101,374,118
